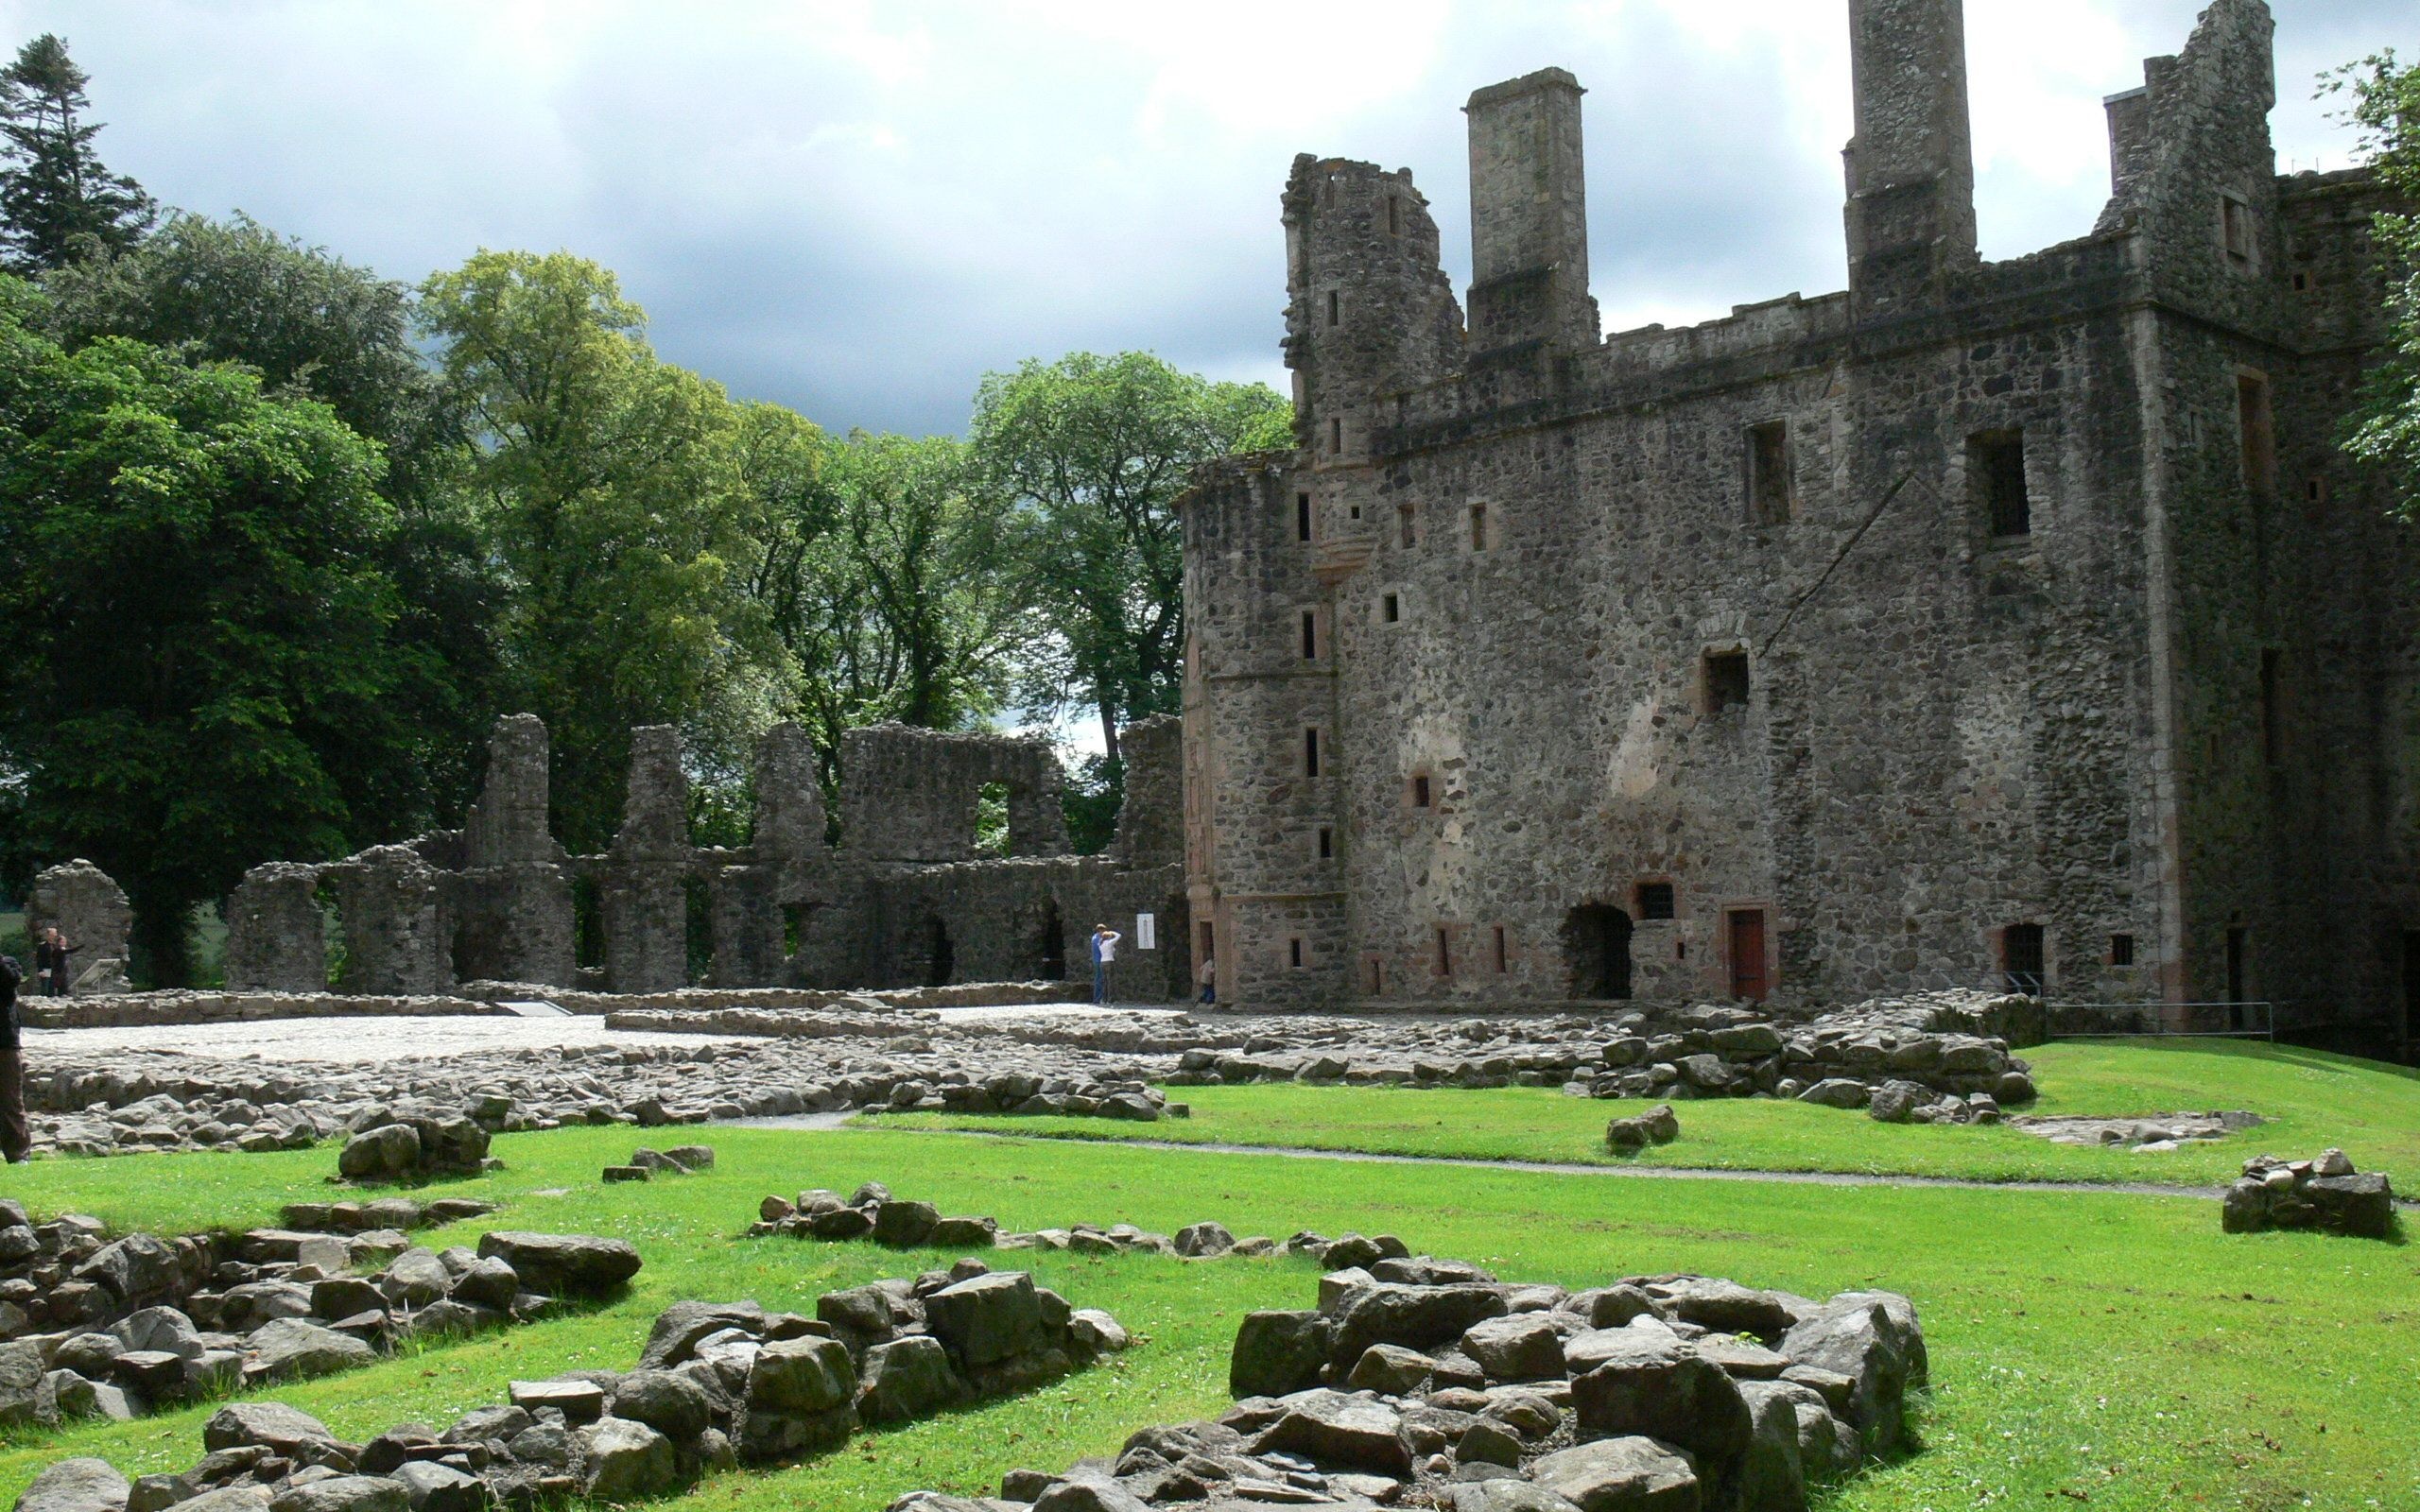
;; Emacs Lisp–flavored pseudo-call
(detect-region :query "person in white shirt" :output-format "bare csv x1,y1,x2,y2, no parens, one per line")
1090,923,1122,1005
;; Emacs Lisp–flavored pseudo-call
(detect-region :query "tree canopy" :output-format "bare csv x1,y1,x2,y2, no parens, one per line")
0,279,415,982
0,34,150,272
2336,50,2420,520
972,351,1289,765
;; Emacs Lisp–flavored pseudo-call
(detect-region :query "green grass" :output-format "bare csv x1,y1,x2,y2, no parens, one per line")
1,1110,2414,1511
871,1039,2420,1190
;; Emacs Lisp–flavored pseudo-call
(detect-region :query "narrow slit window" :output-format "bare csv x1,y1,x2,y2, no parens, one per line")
1470,502,1489,550
1410,774,1432,809
1703,650,1751,715
1296,492,1313,541
1329,417,1342,453
1382,593,1400,624
1637,882,1675,920
1304,727,1322,779
1492,925,1509,973
1971,430,2030,538
1367,958,1383,994
1317,825,1334,860
1327,289,1340,326
1387,197,1400,235
1301,610,1318,660
1288,937,1305,970
1398,503,1416,548
1747,421,1792,524
2290,269,2312,293
1435,927,1452,977
2109,933,2135,968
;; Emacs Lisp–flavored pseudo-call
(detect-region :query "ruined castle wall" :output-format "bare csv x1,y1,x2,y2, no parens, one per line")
839,725,1069,863
222,864,328,992
864,858,1188,1000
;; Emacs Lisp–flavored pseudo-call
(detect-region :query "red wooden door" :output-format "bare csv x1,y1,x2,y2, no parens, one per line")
1728,909,1769,1001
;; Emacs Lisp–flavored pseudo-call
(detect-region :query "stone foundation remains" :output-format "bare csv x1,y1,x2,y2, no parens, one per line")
194,711,1187,1000
894,1261,1927,1512
2221,1149,2397,1237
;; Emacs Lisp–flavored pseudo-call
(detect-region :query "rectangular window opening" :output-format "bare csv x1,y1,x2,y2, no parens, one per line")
1434,927,1452,977
2259,647,2283,765
2221,195,2253,266
1970,429,2031,538
1296,492,1313,541
1367,957,1384,995
1326,288,1340,326
2109,933,2135,968
2306,477,2327,505
2003,923,2046,996
1382,593,1400,624
1329,417,1342,454
1398,503,1416,548
2290,269,2312,293
1387,197,1400,235
1410,774,1432,809
1637,882,1676,921
1288,937,1305,970
1492,925,1509,974
2238,372,2275,492
1747,421,1792,525
1301,610,1319,661
1703,650,1751,716
1469,502,1489,550
1304,728,1322,779
1317,826,1334,860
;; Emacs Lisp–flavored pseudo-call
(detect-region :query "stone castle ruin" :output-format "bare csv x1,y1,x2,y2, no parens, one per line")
1181,0,2419,1043
217,713,1186,1000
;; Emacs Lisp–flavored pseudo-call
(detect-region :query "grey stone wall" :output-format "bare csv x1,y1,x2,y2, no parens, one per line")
203,713,1182,1002
24,860,133,994
1184,0,2412,1040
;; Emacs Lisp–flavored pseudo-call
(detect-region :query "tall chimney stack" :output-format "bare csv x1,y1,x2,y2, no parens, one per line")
1464,68,1599,354
1843,0,1978,318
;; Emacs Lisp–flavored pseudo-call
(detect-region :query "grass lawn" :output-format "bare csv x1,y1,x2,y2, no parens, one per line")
0,1109,2413,1512
871,1038,2420,1191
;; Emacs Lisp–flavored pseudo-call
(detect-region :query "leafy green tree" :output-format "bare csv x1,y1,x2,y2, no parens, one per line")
0,279,415,983
0,34,151,272
2336,51,2420,519
419,249,788,850
971,351,1288,765
752,429,1029,797
44,213,503,812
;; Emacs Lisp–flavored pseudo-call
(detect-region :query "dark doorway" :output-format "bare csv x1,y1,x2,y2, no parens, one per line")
683,876,714,986
1563,904,1634,1001
2003,923,2046,996
1039,900,1067,981
2402,931,2420,1047
1160,895,1193,1001
573,876,605,971
2225,925,2249,1030
1729,909,1769,1001
925,916,954,988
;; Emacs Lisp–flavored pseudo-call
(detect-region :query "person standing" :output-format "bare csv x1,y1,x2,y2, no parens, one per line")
0,949,28,1162
1090,923,1122,1006
34,926,71,996
1197,954,1216,1006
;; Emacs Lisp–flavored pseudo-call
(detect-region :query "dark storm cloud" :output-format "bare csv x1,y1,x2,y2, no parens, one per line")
2,0,2405,437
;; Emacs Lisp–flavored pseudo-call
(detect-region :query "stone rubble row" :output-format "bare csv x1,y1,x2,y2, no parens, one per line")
890,1261,1926,1512
0,1202,636,1436
13,1261,1130,1512
17,990,2035,1162
2220,1149,2397,1238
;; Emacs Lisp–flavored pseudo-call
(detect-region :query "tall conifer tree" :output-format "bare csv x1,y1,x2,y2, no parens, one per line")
0,33,152,272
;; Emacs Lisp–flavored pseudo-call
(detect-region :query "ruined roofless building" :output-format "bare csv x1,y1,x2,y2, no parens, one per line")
1180,0,2419,1050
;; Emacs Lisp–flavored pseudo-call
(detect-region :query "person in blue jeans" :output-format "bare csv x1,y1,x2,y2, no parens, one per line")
1089,923,1121,1005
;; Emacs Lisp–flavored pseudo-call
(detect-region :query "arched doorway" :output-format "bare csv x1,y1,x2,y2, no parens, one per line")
1562,904,1634,1001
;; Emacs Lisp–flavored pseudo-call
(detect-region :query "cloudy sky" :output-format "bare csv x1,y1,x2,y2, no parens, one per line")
5,1,2404,438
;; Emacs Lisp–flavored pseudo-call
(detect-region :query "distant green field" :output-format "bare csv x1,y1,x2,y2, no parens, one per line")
873,1038,2420,1190
0,1040,2411,1511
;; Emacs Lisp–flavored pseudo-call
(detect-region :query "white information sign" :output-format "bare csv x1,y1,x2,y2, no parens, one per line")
1135,912,1157,951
